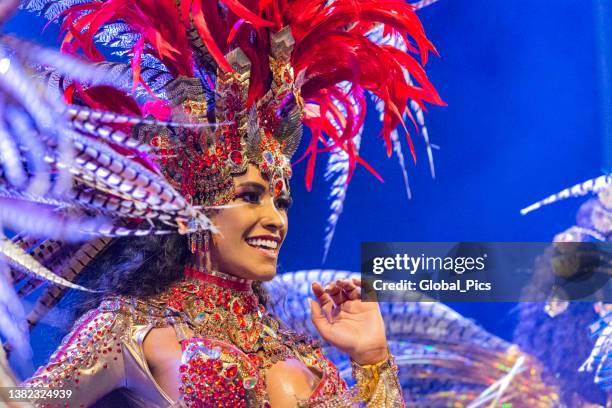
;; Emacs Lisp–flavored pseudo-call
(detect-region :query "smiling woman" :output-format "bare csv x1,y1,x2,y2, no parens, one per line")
9,0,444,406
207,165,290,282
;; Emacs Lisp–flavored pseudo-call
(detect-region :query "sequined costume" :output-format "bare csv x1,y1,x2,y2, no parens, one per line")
25,268,403,407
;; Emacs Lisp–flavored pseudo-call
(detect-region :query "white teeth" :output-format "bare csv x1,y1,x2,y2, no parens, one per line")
246,238,278,250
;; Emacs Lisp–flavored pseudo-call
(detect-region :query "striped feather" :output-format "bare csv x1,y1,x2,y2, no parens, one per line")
18,237,112,312
0,237,94,291
521,174,612,215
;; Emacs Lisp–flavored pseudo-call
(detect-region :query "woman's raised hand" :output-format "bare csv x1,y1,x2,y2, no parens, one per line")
309,278,388,365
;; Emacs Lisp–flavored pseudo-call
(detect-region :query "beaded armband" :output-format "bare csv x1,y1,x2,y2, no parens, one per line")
351,352,401,405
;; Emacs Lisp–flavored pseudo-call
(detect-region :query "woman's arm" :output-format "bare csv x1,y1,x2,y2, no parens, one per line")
309,278,406,407
24,307,127,407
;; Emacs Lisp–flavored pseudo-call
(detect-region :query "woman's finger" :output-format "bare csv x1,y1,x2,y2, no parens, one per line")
325,281,346,306
337,279,360,300
312,282,335,320
309,298,332,329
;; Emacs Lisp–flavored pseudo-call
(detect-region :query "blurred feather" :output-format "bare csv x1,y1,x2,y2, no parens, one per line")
22,238,111,328
0,260,29,356
0,197,108,241
0,0,18,24
321,23,440,260
0,106,28,188
0,237,93,291
521,174,612,215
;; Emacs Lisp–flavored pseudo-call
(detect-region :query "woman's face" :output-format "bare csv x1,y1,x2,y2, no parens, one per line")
208,164,291,281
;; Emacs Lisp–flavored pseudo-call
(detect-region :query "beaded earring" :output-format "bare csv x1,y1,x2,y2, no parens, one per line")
189,230,210,254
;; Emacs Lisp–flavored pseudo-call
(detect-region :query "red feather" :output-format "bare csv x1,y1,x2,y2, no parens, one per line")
52,0,444,190
220,0,274,27
190,0,234,72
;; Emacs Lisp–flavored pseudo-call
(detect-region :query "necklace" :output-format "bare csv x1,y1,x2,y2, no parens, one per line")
154,266,315,367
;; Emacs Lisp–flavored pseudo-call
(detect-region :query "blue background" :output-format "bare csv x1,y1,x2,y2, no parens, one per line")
5,0,610,367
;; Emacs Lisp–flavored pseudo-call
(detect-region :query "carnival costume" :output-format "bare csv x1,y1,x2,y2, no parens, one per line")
0,0,449,406
517,176,612,406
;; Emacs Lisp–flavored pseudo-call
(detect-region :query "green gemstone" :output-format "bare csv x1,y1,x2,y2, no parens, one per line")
243,377,257,389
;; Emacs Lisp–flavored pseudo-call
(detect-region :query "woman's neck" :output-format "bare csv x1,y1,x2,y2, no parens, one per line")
184,264,253,292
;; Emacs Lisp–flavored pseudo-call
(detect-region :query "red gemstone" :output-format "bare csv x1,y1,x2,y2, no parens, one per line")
230,150,243,165
225,364,238,378
232,301,242,315
274,180,284,196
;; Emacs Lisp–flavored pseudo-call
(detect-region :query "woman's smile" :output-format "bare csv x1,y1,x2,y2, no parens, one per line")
245,235,282,259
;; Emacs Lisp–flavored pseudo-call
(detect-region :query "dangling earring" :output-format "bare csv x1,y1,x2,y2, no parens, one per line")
189,230,210,254
204,231,212,273
189,230,212,273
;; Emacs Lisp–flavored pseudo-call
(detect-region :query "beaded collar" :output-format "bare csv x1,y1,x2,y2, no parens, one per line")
152,267,314,368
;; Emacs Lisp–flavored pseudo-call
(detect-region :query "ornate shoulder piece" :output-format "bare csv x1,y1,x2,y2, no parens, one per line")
24,307,127,406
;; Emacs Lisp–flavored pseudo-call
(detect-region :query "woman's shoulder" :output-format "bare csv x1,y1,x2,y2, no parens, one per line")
95,295,170,326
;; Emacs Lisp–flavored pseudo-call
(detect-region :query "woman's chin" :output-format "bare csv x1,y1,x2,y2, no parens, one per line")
254,269,277,282
241,268,277,282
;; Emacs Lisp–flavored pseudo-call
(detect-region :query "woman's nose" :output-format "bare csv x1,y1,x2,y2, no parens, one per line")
260,198,286,231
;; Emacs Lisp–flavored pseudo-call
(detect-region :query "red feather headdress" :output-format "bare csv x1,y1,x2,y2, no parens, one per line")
49,0,443,193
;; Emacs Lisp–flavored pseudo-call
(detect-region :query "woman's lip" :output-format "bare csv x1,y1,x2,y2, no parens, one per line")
246,235,282,244
245,241,278,259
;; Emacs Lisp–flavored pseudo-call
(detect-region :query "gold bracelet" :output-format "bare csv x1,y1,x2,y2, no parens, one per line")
351,350,394,402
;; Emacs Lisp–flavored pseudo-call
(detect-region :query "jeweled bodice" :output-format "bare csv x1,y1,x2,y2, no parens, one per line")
147,268,349,406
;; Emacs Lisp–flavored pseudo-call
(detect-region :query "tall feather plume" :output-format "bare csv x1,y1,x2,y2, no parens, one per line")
322,82,364,262
29,0,443,192
321,17,440,259
286,0,444,187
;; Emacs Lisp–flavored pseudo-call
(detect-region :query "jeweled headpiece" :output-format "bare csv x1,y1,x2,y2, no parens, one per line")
136,28,301,207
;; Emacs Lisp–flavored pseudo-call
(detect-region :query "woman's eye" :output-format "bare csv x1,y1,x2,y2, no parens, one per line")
238,192,261,204
275,197,293,211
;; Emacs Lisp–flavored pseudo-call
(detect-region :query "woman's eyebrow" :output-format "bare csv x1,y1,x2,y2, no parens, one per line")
236,182,266,192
